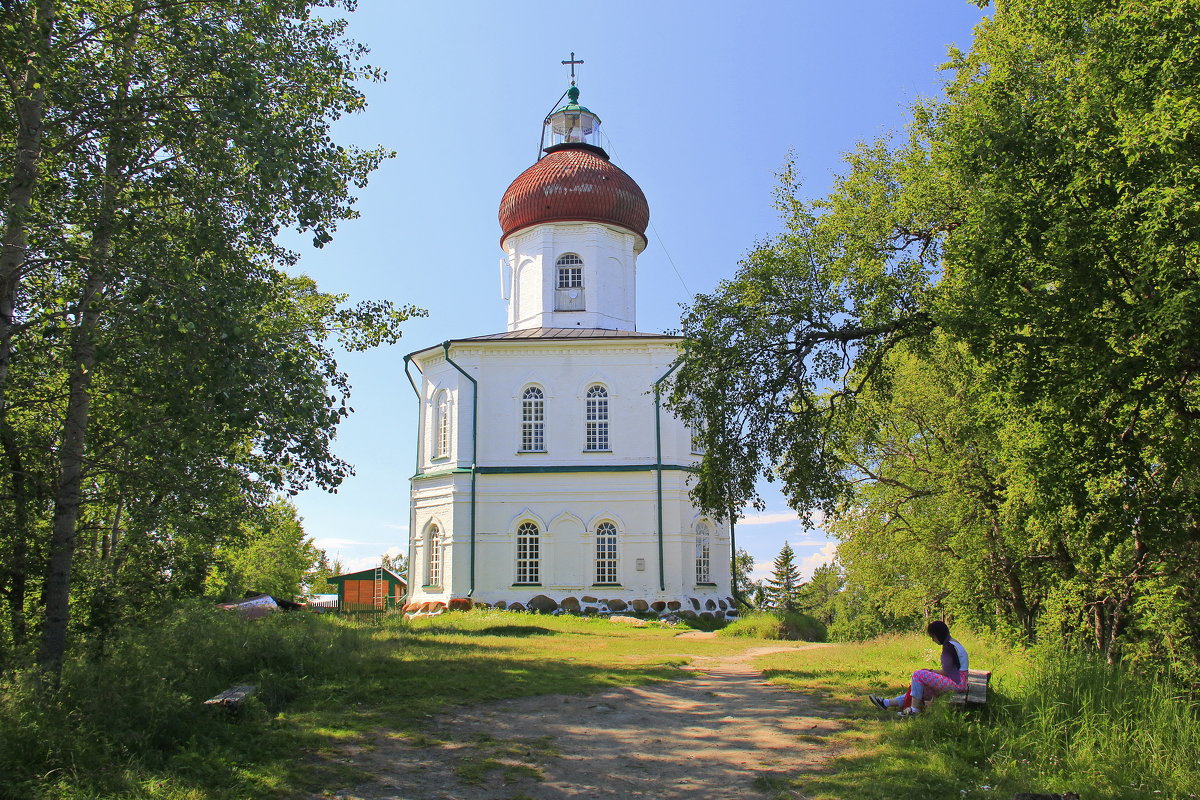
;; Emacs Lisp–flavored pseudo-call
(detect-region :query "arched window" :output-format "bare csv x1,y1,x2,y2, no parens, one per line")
515,521,540,584
555,253,585,311
426,525,442,587
695,521,712,584
556,253,583,288
434,389,450,458
520,386,545,452
585,384,609,451
595,521,618,584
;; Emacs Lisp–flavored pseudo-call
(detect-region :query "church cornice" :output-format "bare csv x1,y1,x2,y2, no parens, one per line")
406,329,682,362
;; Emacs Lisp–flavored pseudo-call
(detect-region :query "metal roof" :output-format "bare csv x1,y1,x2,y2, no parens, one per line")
498,145,649,245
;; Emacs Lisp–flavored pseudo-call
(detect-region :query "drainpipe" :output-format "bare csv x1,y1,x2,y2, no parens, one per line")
442,342,478,598
402,355,423,604
653,358,683,593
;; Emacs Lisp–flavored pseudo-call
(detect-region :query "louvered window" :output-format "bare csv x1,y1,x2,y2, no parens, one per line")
555,253,585,311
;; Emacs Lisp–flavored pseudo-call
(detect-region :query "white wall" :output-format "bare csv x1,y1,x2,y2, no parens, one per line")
503,222,640,332
407,337,733,610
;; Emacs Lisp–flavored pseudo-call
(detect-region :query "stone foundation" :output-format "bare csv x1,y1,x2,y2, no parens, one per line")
404,593,740,621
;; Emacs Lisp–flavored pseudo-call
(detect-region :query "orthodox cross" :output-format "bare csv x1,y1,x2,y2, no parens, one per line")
561,52,584,83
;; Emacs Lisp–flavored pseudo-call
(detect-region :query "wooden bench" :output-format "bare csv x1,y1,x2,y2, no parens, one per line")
948,669,991,707
204,684,257,711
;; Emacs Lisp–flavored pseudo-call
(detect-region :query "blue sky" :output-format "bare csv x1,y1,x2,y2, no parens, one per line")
285,1,987,579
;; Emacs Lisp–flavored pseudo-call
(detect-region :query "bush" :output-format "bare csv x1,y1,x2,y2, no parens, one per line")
0,601,363,799
720,611,826,641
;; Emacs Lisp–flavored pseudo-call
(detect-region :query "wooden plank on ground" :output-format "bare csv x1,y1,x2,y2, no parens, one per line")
204,684,257,709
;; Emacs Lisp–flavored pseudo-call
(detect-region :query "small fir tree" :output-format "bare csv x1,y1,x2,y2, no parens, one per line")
765,542,803,612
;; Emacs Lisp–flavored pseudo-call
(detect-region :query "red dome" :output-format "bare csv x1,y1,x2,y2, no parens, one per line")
498,144,649,245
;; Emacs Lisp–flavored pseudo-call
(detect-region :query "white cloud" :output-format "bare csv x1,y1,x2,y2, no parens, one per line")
789,537,832,547
797,541,838,581
739,508,826,528
342,555,383,573
313,537,368,549
739,512,801,526
382,545,405,559
382,523,409,532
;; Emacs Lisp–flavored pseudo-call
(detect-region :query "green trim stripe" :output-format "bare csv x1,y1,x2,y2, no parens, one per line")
411,463,698,481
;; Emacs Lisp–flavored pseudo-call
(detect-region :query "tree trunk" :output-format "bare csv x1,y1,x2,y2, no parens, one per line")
0,1,55,658
1,418,31,647
0,0,55,396
36,11,138,675
37,264,107,678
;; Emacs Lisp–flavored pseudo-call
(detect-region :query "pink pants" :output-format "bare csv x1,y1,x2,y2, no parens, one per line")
895,669,967,709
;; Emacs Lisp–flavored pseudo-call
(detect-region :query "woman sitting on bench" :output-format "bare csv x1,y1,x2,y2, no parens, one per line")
869,620,968,716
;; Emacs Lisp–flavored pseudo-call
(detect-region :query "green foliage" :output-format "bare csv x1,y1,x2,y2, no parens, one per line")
379,550,407,578
0,0,425,673
719,610,826,642
205,500,320,601
759,632,1200,799
667,0,1200,671
732,546,761,602
795,561,840,624
306,551,342,597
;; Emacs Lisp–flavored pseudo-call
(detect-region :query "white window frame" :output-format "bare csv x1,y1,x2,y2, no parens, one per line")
556,253,584,289
426,525,442,587
515,521,540,585
695,521,712,584
520,386,545,452
594,521,618,584
434,389,451,459
585,384,609,451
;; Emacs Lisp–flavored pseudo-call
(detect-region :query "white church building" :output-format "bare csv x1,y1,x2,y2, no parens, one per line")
402,82,734,619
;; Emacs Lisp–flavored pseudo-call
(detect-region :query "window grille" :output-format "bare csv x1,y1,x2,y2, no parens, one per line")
585,385,609,451
435,390,450,458
521,386,545,451
595,521,618,584
556,253,584,288
516,522,540,584
695,521,712,584
427,525,442,587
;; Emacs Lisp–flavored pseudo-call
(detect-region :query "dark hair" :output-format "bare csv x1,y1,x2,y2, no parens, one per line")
927,620,950,644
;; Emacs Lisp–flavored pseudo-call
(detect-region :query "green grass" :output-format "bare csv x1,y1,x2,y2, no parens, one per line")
0,605,748,800
5,609,1196,800
452,733,558,785
755,632,1200,800
719,609,827,641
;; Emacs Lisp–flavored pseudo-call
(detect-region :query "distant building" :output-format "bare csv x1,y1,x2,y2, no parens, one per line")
327,567,407,612
404,80,734,619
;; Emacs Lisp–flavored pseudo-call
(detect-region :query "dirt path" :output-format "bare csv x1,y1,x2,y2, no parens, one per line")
314,639,850,800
